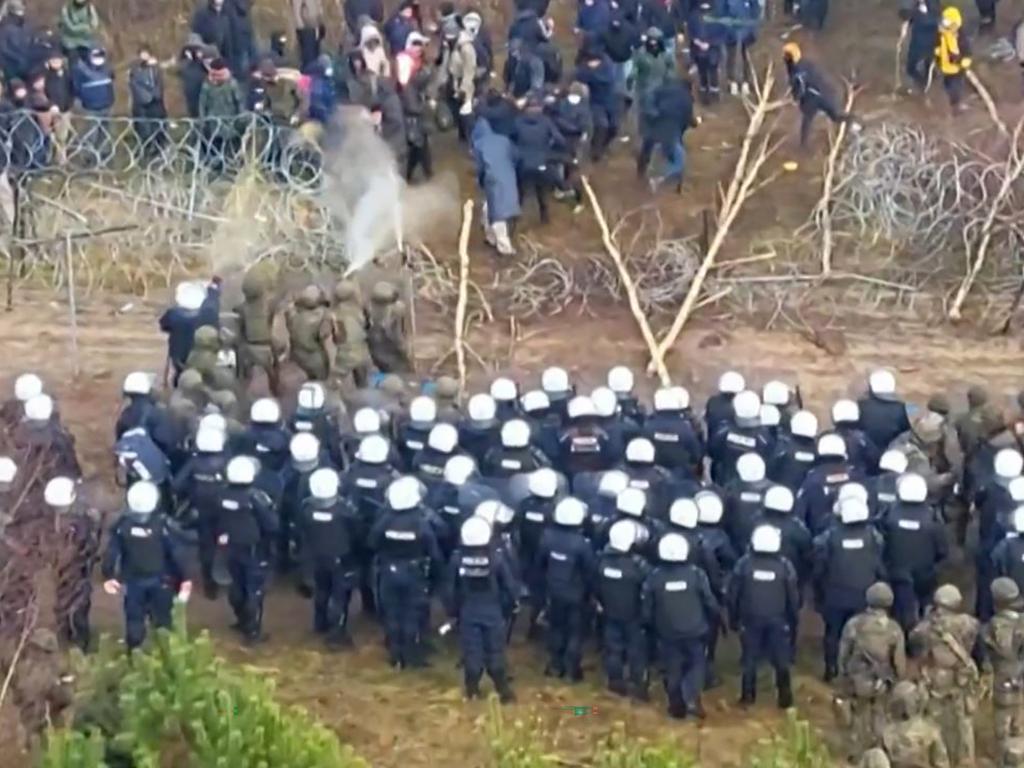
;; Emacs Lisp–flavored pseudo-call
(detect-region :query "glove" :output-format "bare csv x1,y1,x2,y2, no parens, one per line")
103,579,121,595
459,99,473,116
438,621,454,636
961,57,972,69
177,580,193,603
217,533,229,545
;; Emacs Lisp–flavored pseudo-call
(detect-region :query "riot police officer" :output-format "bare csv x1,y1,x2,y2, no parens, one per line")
768,409,819,492
753,485,812,585
724,452,771,549
869,450,908,522
705,370,745,436
517,467,561,637
279,432,326,575
620,438,673,518
483,418,550,478
644,387,703,480
238,398,292,475
490,377,521,422
796,433,864,536
709,390,772,486
397,396,437,470
459,393,501,465
557,396,613,476
541,366,574,422
413,423,462,490
831,399,880,475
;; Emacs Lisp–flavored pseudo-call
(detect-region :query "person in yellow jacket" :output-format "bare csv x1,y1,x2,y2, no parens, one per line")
935,6,972,111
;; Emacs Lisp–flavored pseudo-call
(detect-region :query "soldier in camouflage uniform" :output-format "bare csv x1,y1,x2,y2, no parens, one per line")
366,281,412,374
331,280,371,392
984,578,1024,757
286,285,334,383
888,412,956,503
880,681,950,768
836,582,907,758
435,376,461,423
954,386,990,461
173,368,208,410
908,584,979,768
237,272,281,394
184,325,222,386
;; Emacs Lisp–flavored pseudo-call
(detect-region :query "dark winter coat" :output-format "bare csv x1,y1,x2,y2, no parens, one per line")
471,118,521,223
508,9,546,50
44,65,73,112
344,0,384,33
513,110,566,170
575,55,616,112
601,17,639,63
71,58,114,112
720,0,760,46
648,78,696,144
191,5,232,59
577,0,613,35
129,63,165,112
0,14,31,81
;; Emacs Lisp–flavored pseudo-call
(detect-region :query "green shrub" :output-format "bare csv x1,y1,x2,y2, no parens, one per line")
591,724,697,768
746,710,833,768
485,696,559,768
38,729,108,768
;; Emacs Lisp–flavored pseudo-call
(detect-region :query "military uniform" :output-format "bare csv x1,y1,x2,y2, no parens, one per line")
879,681,951,768
366,282,412,374
331,280,372,391
984,579,1024,757
184,325,222,385
908,585,979,768
836,583,907,757
236,272,280,394
286,286,334,382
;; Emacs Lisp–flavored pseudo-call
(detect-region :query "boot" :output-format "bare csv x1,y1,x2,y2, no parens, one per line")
464,672,482,700
823,663,838,683
325,627,354,650
544,662,565,679
608,678,628,697
494,671,516,704
777,671,794,709
739,673,756,706
630,682,650,702
203,580,219,600
690,697,707,720
667,694,687,720
704,669,721,691
568,665,584,683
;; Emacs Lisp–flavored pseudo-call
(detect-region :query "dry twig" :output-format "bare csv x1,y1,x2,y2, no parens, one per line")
454,200,473,391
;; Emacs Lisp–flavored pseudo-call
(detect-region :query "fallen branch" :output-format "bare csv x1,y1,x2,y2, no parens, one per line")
966,70,1009,137
894,21,908,92
950,118,1024,320
649,64,782,373
0,604,35,711
582,176,671,386
454,200,473,392
815,84,859,276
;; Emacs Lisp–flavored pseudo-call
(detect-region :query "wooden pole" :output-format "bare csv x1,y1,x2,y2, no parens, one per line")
966,70,1009,137
454,200,473,393
65,232,80,375
817,86,858,276
582,176,671,386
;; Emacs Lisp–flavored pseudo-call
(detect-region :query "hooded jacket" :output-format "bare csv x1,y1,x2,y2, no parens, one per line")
471,118,521,223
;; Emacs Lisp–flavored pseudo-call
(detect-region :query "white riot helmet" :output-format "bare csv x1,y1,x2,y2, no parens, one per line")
831,399,860,425
529,467,559,499
751,524,782,554
736,452,766,483
879,450,909,475
226,456,257,485
591,387,618,418
553,496,587,526
653,387,682,413
817,433,847,458
718,371,745,394
995,449,1024,480
658,532,690,563
356,434,389,464
521,390,550,414
496,502,515,526
501,419,531,449
608,519,637,552
428,423,459,453
195,427,226,454
123,371,152,396
14,373,42,403
669,498,699,529
566,396,595,420
0,456,17,488
760,405,781,428
44,476,76,508
839,497,870,524
475,500,500,524
616,487,646,518
444,455,477,486
762,380,790,407
695,490,724,524
671,386,691,410
250,398,281,424
838,482,868,503
175,281,205,311
732,390,761,422
764,485,794,514
298,382,326,411
387,476,423,511
598,469,630,498
1014,505,1024,534
1008,476,1024,503
408,396,437,424
461,515,492,547
353,407,382,435
868,369,897,399
607,366,634,395
625,438,655,464
789,410,818,439
309,467,340,500
24,394,53,422
542,366,571,396
897,472,928,503
467,393,497,422
198,413,227,434
126,480,160,516
490,377,518,403
289,432,320,464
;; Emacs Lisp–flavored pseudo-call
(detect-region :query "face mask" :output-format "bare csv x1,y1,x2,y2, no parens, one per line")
567,94,581,105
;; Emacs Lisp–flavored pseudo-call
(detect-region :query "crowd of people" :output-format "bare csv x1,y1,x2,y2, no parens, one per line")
7,272,1024,767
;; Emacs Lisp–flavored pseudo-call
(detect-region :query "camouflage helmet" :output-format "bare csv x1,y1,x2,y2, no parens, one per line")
860,749,891,768
168,394,199,420
177,368,205,391
926,393,951,416
371,281,399,304
297,285,323,309
29,628,58,653
890,681,922,720
933,583,962,610
967,384,989,409
380,374,406,398
980,405,1007,438
865,582,894,609
333,280,360,303
193,325,221,350
210,389,238,412
435,376,459,401
993,577,1021,608
911,411,943,446
241,268,269,299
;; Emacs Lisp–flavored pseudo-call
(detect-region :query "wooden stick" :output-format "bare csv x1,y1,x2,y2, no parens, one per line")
816,85,858,276
454,200,473,393
65,232,80,376
894,21,908,92
0,607,34,711
950,119,1024,320
649,65,780,373
966,70,1009,137
581,176,671,386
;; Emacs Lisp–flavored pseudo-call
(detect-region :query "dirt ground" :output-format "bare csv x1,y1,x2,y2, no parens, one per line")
6,0,1024,764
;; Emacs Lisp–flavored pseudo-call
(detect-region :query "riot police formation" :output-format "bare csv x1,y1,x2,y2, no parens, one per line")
15,353,1024,754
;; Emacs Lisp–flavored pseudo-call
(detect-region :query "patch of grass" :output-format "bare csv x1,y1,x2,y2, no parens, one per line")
746,710,833,768
591,724,698,768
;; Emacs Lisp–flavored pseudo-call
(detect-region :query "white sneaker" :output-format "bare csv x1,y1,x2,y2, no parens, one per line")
729,81,739,96
741,82,750,96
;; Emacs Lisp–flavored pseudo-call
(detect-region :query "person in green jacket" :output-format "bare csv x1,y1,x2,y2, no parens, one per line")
630,27,675,138
59,0,101,63
198,58,244,169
